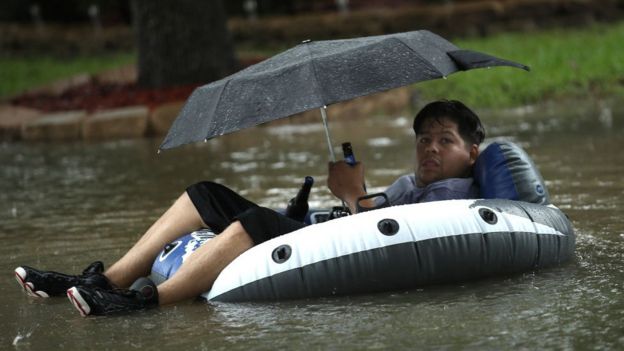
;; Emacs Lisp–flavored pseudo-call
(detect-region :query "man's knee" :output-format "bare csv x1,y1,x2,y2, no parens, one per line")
220,221,254,249
187,181,223,193
237,207,304,245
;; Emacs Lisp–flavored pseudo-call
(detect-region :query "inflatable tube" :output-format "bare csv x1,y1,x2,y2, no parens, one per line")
150,141,575,302
151,199,574,302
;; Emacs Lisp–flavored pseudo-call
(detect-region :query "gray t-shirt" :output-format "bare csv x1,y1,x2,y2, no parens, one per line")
375,174,480,206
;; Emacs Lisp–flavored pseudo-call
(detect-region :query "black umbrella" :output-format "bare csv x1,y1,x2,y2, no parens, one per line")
160,30,528,157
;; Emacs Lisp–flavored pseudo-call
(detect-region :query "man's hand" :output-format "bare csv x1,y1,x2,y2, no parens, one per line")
327,161,369,213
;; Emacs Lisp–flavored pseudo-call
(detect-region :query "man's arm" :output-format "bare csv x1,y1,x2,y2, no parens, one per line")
327,161,375,214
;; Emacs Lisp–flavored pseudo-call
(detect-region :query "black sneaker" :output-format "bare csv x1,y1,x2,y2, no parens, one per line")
14,261,112,298
67,277,158,316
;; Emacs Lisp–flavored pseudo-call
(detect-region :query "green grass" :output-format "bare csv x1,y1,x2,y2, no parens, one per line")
417,21,624,108
0,52,136,99
2,22,623,107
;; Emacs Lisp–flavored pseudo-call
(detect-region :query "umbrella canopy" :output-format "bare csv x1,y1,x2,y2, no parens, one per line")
160,30,528,150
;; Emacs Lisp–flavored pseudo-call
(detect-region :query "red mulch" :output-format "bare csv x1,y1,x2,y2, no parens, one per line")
10,80,201,113
9,57,267,113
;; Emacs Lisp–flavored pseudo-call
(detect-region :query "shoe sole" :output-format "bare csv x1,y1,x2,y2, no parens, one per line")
67,287,90,317
14,267,50,298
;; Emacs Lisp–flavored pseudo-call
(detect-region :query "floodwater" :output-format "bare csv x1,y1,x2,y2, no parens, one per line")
1,100,623,350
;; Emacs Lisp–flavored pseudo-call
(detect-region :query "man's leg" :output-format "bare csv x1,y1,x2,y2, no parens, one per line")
106,181,260,288
17,181,258,298
157,207,305,305
15,192,203,297
66,221,254,315
104,192,206,288
65,207,306,315
157,221,253,305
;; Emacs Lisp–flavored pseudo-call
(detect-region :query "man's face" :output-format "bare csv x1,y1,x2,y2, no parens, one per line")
415,117,478,187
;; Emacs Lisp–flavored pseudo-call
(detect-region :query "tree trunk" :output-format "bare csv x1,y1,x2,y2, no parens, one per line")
131,0,238,88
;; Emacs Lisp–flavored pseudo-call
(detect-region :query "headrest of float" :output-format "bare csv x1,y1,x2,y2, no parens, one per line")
473,140,550,205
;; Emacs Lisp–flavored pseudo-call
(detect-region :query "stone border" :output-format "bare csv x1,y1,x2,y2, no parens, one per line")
0,105,42,141
22,110,86,141
0,102,182,142
0,88,414,143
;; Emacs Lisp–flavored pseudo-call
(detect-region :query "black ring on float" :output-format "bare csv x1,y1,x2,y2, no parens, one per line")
272,245,292,263
479,208,498,225
377,218,400,236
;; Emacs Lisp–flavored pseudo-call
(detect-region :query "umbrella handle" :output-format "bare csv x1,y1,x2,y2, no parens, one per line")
321,106,352,212
320,106,337,162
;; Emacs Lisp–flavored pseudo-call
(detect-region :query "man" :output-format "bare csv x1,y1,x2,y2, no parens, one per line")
329,99,483,212
15,99,484,316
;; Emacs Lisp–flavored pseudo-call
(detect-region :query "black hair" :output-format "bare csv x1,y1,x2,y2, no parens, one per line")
412,100,485,146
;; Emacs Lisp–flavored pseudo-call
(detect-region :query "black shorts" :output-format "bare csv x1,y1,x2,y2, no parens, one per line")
186,181,305,245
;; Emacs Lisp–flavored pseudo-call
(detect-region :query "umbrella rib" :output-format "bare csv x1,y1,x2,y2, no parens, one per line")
392,37,446,77
302,42,328,105
207,79,232,138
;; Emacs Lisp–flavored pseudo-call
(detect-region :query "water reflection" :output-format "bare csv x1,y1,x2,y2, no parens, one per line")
2,101,623,349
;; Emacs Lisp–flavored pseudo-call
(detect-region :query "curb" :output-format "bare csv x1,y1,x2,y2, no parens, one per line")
83,105,148,140
0,101,185,143
149,101,185,136
0,87,414,144
22,110,86,141
0,105,42,141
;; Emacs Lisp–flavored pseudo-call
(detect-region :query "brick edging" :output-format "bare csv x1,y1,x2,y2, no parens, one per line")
0,88,414,143
0,102,183,143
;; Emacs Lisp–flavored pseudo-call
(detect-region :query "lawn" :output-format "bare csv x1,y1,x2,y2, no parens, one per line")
0,53,135,99
2,21,623,108
417,21,624,107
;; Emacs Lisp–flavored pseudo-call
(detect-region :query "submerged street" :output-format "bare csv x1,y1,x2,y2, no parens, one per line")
2,101,623,349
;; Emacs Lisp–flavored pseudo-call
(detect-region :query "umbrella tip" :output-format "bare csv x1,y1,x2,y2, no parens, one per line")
301,39,312,44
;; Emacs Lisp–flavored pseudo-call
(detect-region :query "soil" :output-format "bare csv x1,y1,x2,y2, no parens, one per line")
10,80,200,113
8,57,266,113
